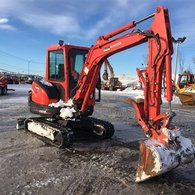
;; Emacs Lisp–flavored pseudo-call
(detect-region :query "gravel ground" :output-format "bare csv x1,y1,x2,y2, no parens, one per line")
0,85,195,195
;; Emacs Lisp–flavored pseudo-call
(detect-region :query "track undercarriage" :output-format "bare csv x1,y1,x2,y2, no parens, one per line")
17,116,115,148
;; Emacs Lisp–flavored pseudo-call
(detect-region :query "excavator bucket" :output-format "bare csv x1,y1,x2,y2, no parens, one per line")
135,131,195,182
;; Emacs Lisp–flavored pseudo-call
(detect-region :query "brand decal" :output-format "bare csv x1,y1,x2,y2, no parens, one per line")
103,42,122,52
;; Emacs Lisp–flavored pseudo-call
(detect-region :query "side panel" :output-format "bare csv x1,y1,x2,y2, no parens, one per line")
31,82,58,105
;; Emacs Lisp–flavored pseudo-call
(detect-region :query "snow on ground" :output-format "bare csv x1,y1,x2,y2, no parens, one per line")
8,84,31,92
0,80,181,105
0,84,31,104
110,75,181,105
116,74,138,87
102,88,181,104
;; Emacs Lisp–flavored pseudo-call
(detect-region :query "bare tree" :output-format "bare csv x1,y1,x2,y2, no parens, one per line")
192,56,195,64
186,65,192,73
192,56,195,70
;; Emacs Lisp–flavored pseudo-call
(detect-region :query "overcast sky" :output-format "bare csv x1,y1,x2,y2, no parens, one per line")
0,0,194,75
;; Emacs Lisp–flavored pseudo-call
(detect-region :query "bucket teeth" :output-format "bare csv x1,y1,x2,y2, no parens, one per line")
135,134,195,182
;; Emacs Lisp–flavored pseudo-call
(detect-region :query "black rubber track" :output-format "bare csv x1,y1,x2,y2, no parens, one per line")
18,116,115,148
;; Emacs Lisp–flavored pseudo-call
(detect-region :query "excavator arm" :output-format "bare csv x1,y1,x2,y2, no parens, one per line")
73,6,194,182
75,6,172,130
103,59,114,80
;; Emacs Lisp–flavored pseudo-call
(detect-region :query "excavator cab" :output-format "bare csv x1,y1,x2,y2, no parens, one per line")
177,73,195,88
29,43,95,117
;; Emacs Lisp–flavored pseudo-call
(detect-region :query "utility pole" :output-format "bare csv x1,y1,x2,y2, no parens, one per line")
172,36,186,85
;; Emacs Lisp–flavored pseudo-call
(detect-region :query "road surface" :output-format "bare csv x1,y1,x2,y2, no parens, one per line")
0,85,195,195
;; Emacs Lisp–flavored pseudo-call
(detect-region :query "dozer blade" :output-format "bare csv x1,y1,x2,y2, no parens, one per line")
135,133,195,182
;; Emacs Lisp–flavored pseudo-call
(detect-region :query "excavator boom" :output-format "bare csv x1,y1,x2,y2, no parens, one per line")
74,7,172,122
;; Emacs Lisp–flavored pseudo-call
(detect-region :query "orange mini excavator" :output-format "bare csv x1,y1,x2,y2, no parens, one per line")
17,7,195,182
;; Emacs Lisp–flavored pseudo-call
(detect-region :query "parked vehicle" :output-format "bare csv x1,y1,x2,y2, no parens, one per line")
176,72,195,105
0,75,8,95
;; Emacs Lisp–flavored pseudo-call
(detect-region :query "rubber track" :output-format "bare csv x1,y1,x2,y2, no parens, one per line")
87,117,115,139
67,117,115,140
22,116,115,148
24,117,73,148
